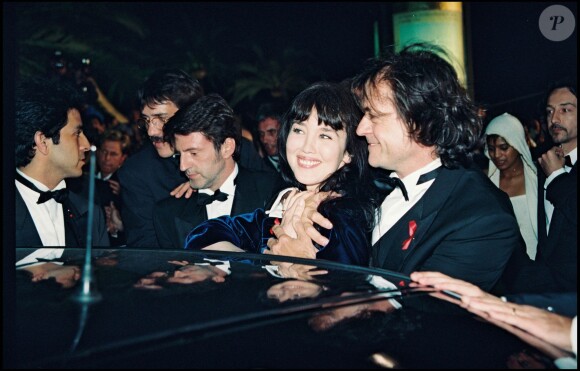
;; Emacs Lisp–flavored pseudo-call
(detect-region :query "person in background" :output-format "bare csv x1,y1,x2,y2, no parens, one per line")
97,129,130,187
537,82,577,290
256,103,284,172
505,82,577,294
96,129,131,246
117,68,203,247
485,113,538,259
235,113,277,174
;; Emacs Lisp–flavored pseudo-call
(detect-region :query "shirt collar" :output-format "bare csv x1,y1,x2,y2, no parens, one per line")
394,158,442,194
566,147,577,165
16,168,66,192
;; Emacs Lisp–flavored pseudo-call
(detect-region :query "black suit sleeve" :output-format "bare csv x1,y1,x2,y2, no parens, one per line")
153,197,180,249
545,166,577,225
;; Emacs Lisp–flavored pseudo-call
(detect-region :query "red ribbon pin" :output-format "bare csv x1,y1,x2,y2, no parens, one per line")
401,220,417,250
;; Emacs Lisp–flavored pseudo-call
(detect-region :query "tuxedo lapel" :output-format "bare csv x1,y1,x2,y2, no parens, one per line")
16,191,43,246
539,164,577,259
374,198,438,270
65,192,91,247
374,167,457,270
374,206,421,269
231,168,263,214
536,168,548,247
542,215,563,259
176,196,208,246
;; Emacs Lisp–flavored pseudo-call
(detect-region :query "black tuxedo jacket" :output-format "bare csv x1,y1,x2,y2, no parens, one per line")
538,162,577,291
16,188,110,247
118,143,187,248
153,166,282,249
504,162,577,293
372,166,521,292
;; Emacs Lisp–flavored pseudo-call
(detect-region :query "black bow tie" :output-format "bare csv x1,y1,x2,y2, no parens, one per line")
196,189,229,205
374,176,409,201
373,167,442,202
564,155,573,168
15,172,69,204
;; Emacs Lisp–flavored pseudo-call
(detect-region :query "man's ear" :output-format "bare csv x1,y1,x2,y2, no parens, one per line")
34,131,49,155
221,138,236,158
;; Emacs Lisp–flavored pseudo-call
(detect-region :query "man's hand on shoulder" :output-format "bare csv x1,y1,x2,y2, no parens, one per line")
171,181,195,199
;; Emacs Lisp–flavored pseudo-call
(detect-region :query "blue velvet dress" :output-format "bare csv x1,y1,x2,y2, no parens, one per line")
184,197,371,266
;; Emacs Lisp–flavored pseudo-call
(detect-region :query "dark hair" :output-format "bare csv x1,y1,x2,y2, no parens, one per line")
16,77,84,167
545,81,577,100
100,129,132,156
352,43,482,169
277,81,379,227
164,94,241,160
543,81,577,123
138,68,204,110
256,102,284,123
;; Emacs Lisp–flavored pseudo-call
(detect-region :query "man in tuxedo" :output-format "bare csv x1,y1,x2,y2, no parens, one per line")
153,94,281,249
15,77,109,265
505,83,577,293
353,45,524,292
95,129,131,246
537,83,577,291
268,44,521,292
117,69,204,247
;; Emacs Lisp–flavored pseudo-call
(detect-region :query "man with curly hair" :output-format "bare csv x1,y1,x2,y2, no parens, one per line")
269,44,523,292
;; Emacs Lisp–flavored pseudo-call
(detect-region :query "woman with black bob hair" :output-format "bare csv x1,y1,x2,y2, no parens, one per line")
184,81,380,266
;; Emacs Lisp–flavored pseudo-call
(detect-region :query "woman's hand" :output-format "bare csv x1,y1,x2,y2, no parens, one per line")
265,199,318,259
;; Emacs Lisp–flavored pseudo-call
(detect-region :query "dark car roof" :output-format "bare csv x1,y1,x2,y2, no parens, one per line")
12,248,549,368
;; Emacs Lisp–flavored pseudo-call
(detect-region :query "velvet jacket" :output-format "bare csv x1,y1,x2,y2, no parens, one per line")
184,196,372,266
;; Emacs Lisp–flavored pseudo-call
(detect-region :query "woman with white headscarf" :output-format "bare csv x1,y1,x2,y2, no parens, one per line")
485,113,538,260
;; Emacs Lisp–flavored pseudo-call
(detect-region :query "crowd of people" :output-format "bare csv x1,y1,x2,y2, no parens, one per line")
14,44,576,366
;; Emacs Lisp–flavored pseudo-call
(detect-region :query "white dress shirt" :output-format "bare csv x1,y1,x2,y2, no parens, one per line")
96,171,113,181
15,169,66,267
372,159,442,245
199,164,238,220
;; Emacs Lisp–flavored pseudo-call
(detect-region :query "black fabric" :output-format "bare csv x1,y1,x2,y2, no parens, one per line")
564,155,572,167
371,166,521,292
15,172,69,204
196,189,229,205
374,176,409,201
373,167,442,202
416,166,442,185
15,171,83,246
